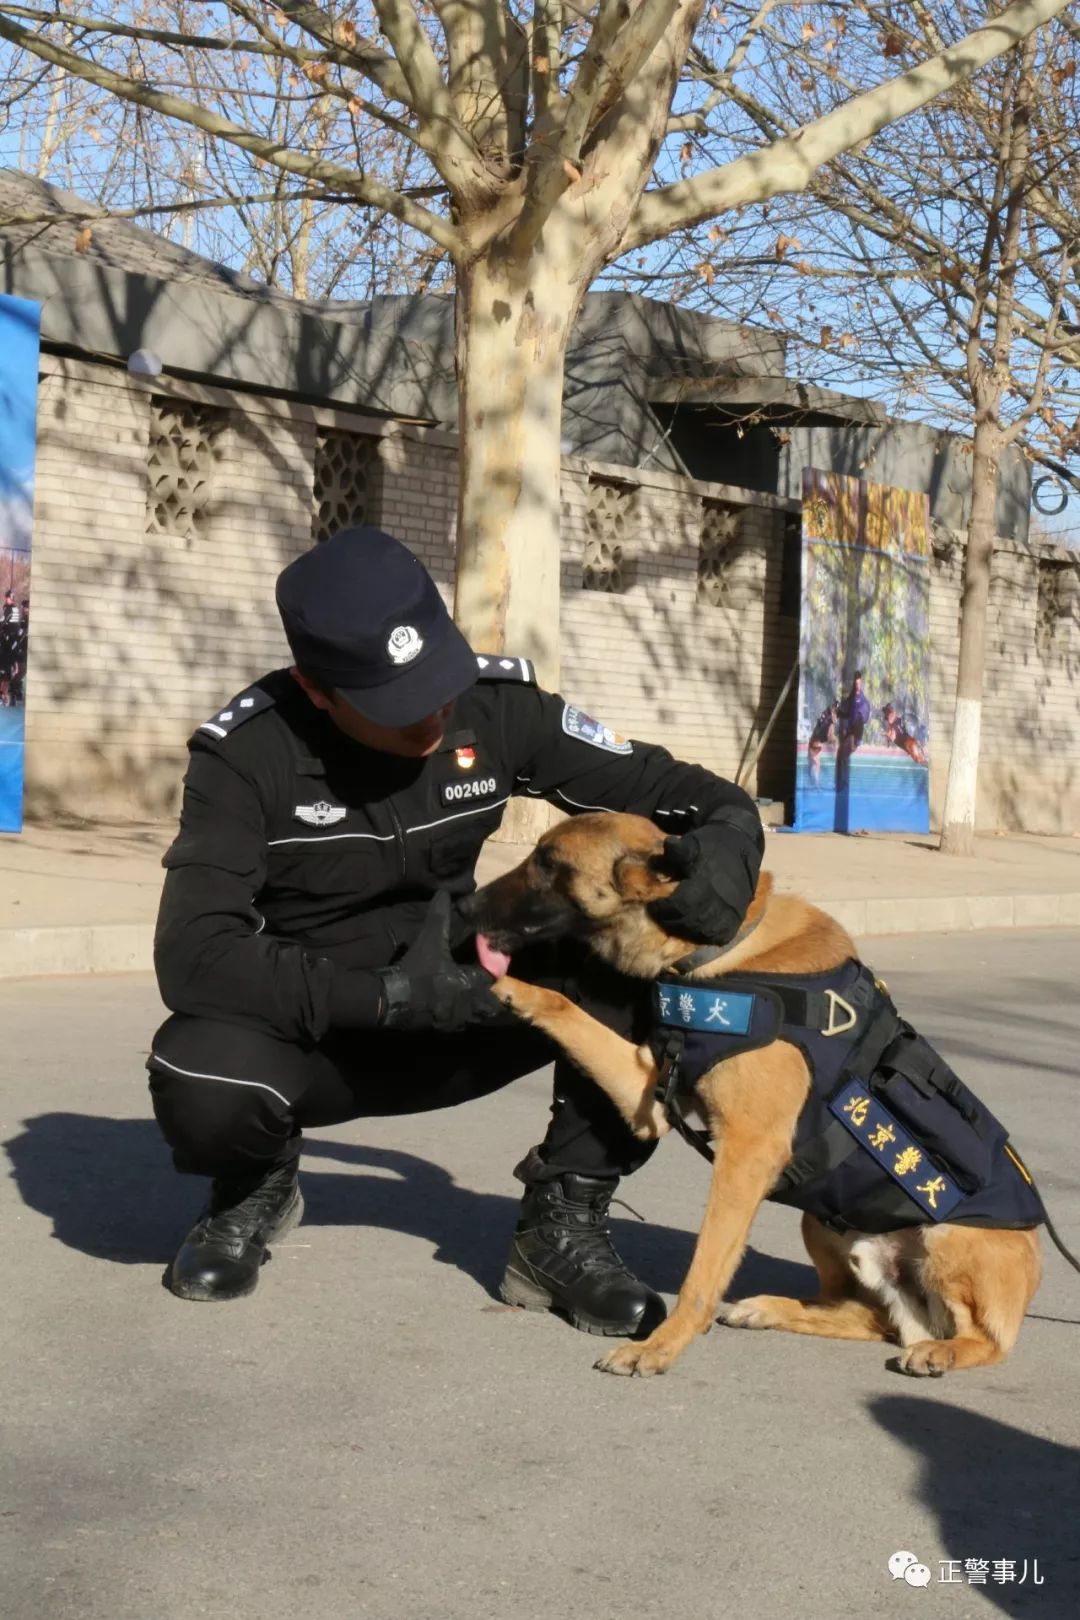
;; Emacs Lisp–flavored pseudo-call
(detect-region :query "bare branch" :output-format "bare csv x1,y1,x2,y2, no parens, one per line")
0,9,462,252
372,0,492,201
624,0,1074,252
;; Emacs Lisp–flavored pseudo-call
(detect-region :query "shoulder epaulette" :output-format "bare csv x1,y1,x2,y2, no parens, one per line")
197,683,276,741
475,654,535,684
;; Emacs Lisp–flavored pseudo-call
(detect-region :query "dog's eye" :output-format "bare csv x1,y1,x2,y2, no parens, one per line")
534,844,557,874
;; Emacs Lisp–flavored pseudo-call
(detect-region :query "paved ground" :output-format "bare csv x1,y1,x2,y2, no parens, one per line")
2,931,1079,1620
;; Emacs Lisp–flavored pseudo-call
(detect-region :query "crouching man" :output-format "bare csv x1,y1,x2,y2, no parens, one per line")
149,526,762,1338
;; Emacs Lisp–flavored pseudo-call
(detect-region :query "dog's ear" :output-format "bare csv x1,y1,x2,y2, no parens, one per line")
613,850,678,902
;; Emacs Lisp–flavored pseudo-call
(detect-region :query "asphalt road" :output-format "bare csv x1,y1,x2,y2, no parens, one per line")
2,931,1078,1620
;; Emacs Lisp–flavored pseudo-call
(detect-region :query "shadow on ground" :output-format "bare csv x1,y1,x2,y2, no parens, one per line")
870,1395,1080,1612
4,1112,814,1301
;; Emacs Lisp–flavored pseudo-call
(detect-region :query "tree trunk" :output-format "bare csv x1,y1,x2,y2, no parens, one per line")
940,420,1002,855
452,234,587,843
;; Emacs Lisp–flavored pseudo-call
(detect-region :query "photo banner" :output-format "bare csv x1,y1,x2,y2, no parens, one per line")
0,293,40,833
794,469,931,835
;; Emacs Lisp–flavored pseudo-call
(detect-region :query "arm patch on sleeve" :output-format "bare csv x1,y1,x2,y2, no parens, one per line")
561,704,633,755
475,654,535,684
197,683,276,740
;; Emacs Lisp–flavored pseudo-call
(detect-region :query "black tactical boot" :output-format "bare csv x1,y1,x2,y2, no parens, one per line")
166,1161,303,1302
499,1159,666,1337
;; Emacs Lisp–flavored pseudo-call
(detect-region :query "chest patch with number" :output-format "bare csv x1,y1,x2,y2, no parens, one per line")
440,773,500,807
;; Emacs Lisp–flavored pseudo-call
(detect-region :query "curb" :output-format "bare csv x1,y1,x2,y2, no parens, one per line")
820,889,1080,939
0,923,153,979
2,893,1080,980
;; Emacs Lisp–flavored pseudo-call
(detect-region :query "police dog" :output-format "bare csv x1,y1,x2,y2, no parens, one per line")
469,813,1042,1379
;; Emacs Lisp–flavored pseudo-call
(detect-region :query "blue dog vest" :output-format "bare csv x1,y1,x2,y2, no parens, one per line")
650,958,1044,1234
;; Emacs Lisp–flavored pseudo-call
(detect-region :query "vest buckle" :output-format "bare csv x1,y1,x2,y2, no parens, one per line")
823,989,858,1037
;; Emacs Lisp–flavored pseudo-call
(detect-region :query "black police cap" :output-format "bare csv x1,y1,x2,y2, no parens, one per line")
276,527,479,727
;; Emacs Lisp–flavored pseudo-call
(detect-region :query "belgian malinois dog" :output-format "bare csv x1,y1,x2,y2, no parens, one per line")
468,813,1043,1379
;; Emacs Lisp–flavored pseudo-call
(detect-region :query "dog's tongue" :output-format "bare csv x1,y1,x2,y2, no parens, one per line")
476,933,511,978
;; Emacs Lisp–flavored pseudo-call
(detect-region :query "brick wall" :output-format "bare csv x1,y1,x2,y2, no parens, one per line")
22,358,1080,832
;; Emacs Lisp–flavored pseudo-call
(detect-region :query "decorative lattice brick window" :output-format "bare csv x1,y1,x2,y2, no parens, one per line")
313,430,374,541
697,500,743,605
1036,556,1080,655
584,478,638,592
145,398,226,541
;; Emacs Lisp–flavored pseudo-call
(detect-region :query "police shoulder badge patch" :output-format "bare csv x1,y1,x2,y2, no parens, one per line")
198,684,275,740
561,705,633,755
475,654,535,684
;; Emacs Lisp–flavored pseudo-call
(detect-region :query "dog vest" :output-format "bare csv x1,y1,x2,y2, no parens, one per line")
650,958,1044,1235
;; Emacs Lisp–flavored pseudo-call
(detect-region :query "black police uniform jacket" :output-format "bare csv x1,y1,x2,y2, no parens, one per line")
155,663,762,1044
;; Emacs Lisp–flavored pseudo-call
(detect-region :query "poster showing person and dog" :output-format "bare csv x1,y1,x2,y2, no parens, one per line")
0,292,39,833
794,468,931,835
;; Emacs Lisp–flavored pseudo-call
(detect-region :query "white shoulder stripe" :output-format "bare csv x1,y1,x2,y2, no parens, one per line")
199,722,228,739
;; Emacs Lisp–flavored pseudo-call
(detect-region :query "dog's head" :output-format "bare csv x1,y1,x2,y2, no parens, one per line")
463,812,706,977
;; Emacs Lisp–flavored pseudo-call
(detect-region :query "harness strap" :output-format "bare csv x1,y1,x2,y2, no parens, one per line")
773,1117,858,1193
653,1031,716,1165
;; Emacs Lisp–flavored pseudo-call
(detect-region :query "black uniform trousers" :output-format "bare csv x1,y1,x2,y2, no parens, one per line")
148,943,658,1185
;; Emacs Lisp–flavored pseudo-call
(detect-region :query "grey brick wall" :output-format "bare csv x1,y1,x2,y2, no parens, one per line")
23,358,1080,832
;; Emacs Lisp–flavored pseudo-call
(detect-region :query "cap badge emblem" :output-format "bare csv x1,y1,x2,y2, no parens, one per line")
455,747,477,771
295,800,347,827
387,624,423,665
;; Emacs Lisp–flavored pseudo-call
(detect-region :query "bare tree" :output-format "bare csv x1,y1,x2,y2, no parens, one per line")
675,4,1080,850
0,0,1071,722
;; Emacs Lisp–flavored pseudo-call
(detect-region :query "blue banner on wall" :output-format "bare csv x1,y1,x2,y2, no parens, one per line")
794,469,931,835
0,293,40,833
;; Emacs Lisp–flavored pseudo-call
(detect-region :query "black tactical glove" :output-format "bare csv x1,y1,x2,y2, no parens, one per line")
648,818,762,947
377,890,504,1033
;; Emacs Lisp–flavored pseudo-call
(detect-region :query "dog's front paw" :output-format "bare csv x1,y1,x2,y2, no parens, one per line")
895,1340,955,1378
715,1297,776,1331
594,1339,675,1378
490,976,565,1021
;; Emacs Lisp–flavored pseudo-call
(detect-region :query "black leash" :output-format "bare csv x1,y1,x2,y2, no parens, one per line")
1007,1144,1080,1275
1045,1214,1080,1276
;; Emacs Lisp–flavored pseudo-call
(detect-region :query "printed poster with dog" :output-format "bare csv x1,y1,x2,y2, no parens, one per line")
0,293,39,833
794,469,930,834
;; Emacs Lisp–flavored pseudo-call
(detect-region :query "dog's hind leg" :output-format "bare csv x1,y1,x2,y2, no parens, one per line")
717,1297,891,1339
717,1214,892,1340
895,1224,1042,1377
492,977,669,1139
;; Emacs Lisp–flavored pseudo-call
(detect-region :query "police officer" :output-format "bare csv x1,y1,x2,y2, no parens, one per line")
149,526,763,1337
